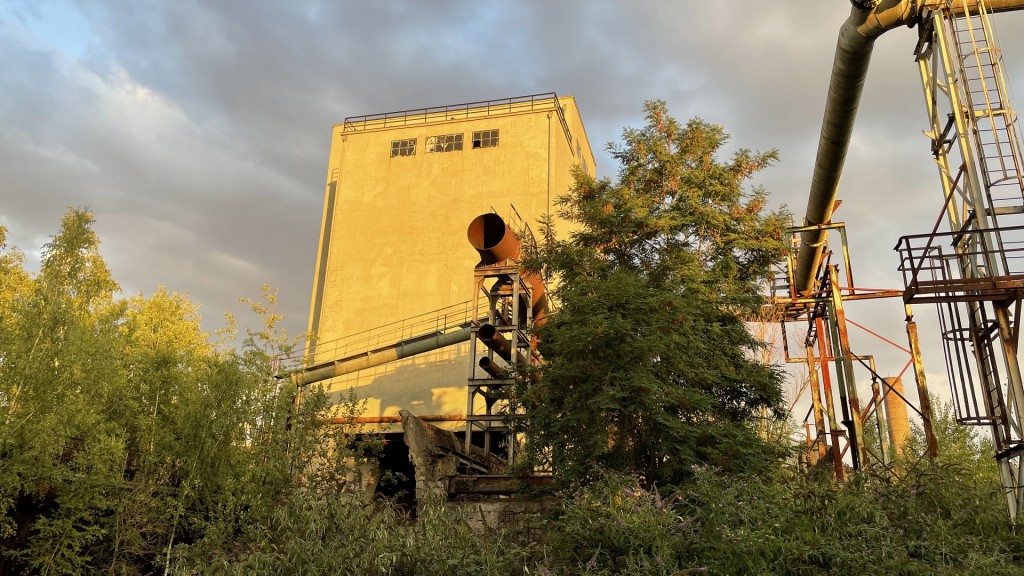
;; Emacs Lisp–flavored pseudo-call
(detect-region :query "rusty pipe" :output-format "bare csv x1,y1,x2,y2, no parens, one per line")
532,292,549,327
468,213,550,322
479,356,506,378
522,271,550,328
478,322,534,366
481,345,540,382
483,354,516,377
468,213,521,265
525,271,548,311
478,323,514,362
794,0,1024,294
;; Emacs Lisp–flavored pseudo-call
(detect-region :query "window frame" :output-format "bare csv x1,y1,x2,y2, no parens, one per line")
426,133,464,153
390,138,417,157
472,129,499,149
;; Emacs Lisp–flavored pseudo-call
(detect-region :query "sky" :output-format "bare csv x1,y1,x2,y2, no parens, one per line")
3,0,1024,415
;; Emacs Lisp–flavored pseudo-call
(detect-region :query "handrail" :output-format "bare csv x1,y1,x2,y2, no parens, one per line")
340,92,575,152
274,300,475,375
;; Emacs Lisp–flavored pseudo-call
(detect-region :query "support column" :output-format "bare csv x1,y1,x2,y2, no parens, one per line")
807,344,829,464
905,304,938,460
816,316,846,480
829,266,868,469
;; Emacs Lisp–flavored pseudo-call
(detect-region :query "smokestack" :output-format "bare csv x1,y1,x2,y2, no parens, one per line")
883,376,911,454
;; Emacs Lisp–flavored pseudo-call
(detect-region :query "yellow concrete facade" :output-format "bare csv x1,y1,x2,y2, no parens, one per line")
307,94,595,431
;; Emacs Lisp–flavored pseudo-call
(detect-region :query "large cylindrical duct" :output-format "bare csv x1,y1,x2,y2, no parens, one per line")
531,292,550,327
468,213,521,265
468,212,549,327
883,376,911,454
794,6,874,293
793,0,1024,294
478,323,532,365
524,271,549,326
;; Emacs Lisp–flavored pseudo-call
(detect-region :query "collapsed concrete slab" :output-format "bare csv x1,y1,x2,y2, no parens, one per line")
399,410,555,533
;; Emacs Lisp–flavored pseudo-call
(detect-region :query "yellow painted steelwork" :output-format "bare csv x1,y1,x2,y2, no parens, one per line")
306,94,595,431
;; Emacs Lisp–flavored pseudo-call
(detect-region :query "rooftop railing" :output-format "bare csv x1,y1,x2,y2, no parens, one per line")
341,92,574,153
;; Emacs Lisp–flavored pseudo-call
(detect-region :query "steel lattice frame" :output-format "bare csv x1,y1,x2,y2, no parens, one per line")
903,0,1024,520
776,222,939,481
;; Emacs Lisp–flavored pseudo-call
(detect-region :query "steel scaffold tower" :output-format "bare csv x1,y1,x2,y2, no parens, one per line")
898,0,1024,519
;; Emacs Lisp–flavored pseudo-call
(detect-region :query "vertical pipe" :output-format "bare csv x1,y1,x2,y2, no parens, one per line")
547,112,553,237
905,305,939,460
466,276,484,456
872,376,890,465
829,267,868,469
995,304,1024,517
827,311,856,469
817,316,846,480
807,344,829,463
867,353,892,466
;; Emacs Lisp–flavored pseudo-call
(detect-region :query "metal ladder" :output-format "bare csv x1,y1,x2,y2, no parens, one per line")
951,3,1024,220
949,3,1022,451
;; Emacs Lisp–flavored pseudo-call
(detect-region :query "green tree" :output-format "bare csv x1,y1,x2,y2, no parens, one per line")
0,209,126,574
0,209,364,575
520,101,791,486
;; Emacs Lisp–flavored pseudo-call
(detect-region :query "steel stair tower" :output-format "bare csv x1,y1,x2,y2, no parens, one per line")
898,0,1024,519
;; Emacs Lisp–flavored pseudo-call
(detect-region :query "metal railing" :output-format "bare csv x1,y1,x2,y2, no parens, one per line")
895,224,1024,302
341,92,575,153
275,300,476,374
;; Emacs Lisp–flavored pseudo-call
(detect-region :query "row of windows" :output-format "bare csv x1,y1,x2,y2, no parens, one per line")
390,129,499,158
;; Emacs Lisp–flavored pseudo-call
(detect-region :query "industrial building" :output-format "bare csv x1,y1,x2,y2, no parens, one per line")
303,93,595,437
281,2,1024,524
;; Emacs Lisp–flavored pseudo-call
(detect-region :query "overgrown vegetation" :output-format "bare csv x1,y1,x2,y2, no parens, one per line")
535,420,1024,576
0,210,375,575
3,104,1023,574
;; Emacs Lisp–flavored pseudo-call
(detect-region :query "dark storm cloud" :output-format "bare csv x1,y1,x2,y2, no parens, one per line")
2,1,1024,396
